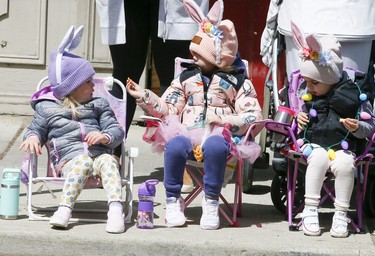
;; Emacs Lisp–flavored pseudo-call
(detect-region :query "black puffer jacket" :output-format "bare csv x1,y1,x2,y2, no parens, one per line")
299,71,374,153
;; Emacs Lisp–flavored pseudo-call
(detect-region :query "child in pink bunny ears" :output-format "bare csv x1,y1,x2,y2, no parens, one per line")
20,26,126,234
126,0,262,229
292,22,375,238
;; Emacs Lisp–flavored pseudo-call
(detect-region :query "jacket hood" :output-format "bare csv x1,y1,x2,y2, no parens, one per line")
231,53,246,75
30,86,58,110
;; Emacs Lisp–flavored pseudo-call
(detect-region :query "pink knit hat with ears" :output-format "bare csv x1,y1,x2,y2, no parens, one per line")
292,21,343,85
48,26,95,99
184,0,238,69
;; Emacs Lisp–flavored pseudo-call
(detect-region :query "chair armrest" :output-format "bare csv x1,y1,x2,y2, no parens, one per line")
242,119,269,142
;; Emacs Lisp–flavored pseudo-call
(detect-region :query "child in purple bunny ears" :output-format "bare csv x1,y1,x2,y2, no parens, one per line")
20,26,126,234
292,22,375,238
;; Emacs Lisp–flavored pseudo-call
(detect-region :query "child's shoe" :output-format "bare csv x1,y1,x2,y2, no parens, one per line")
49,206,72,228
106,210,125,234
300,206,321,236
200,197,220,230
165,197,186,227
330,211,350,238
106,202,125,233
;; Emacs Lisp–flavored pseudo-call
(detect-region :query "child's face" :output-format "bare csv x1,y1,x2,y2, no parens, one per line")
69,77,94,103
192,53,217,74
303,76,333,96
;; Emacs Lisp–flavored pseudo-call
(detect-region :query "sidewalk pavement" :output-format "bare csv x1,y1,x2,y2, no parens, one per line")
0,112,374,256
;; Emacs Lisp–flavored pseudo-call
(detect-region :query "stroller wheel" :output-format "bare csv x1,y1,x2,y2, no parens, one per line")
270,170,305,214
242,159,254,194
271,174,288,213
364,175,375,217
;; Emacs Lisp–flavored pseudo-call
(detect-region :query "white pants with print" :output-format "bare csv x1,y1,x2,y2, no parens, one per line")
59,154,122,208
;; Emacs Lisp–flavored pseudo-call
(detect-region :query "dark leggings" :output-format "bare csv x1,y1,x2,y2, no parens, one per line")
163,135,229,199
109,0,191,157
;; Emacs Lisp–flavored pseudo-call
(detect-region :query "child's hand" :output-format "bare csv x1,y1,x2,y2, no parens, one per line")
296,112,309,130
205,114,223,126
19,135,42,155
340,118,359,132
85,131,109,146
126,78,145,100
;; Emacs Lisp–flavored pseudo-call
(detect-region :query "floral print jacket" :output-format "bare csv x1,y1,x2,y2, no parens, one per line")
136,63,262,137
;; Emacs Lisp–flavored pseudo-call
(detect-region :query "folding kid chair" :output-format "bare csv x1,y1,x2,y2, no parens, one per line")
173,57,264,227
183,124,263,227
264,68,375,233
24,76,138,224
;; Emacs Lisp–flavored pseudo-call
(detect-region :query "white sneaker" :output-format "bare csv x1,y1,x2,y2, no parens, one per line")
300,206,321,236
330,211,350,238
106,211,125,234
200,197,220,230
49,207,72,228
181,184,194,193
165,197,186,227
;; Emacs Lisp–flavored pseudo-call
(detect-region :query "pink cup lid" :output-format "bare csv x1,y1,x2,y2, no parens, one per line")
278,106,296,116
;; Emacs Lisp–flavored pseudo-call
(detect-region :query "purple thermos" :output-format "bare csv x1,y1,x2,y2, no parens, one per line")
137,179,159,229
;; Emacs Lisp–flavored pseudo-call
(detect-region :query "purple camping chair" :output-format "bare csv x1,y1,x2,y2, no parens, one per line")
264,67,375,233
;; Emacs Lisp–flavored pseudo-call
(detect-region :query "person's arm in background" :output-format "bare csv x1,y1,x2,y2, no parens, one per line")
95,0,126,45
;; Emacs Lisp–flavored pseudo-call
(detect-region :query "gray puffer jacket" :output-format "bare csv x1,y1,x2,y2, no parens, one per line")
24,86,124,166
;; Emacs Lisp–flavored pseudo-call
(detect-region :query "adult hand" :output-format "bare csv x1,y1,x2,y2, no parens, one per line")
19,135,42,155
126,78,145,100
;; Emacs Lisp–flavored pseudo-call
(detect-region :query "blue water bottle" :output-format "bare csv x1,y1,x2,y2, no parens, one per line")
0,168,21,219
137,179,159,229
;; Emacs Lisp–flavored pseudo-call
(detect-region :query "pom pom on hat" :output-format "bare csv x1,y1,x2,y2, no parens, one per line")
48,51,95,99
300,34,343,85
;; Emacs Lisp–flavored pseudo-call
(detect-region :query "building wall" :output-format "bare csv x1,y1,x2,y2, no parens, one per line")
0,0,113,115
0,0,272,115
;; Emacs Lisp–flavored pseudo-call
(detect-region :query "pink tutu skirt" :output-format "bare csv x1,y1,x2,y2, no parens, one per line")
143,115,261,164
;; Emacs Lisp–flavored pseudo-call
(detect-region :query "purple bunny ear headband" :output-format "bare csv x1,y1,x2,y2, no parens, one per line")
291,21,341,78
184,0,224,64
55,25,84,85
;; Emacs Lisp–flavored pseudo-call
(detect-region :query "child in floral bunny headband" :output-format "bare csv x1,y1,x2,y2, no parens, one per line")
292,21,375,238
126,0,262,230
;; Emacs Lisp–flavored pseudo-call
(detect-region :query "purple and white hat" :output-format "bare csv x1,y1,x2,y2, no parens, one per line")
48,26,95,99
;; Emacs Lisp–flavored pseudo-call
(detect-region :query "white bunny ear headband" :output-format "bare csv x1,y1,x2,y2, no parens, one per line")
55,25,84,85
291,21,341,78
184,0,224,64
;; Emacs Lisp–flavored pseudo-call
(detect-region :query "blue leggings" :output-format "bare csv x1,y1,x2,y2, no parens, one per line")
164,135,229,199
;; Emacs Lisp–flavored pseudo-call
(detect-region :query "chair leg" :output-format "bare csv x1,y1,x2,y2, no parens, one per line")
351,164,369,233
184,161,242,227
286,158,305,231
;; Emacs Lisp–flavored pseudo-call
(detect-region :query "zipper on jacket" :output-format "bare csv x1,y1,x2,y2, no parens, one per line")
201,73,209,120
